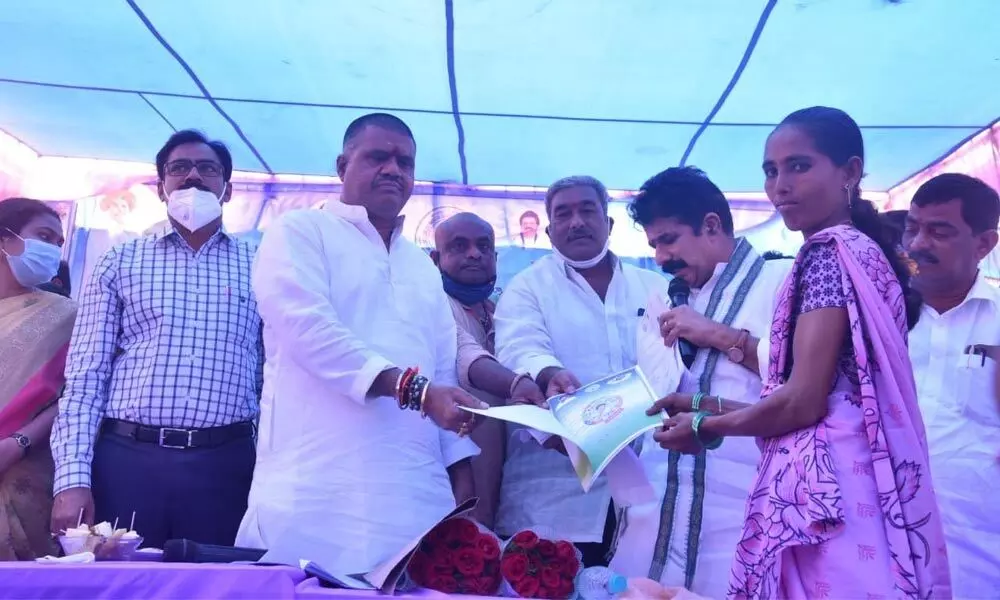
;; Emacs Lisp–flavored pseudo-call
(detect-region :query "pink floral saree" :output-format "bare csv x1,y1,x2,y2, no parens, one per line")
729,226,951,599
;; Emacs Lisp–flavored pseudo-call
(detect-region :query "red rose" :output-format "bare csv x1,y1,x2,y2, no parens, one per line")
514,575,540,598
427,575,458,594
540,566,561,589
501,553,529,582
556,578,575,598
537,539,556,558
476,533,501,560
429,550,454,575
511,530,540,550
454,547,485,577
559,556,580,578
450,518,480,544
554,540,575,560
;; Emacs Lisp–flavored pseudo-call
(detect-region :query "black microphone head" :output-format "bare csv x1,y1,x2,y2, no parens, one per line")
161,539,189,562
668,276,691,301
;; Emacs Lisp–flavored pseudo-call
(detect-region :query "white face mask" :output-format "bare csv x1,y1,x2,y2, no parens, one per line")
2,233,62,287
166,184,226,232
552,235,611,269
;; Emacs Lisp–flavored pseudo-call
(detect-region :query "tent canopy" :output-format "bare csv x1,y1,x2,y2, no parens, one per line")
1,0,996,191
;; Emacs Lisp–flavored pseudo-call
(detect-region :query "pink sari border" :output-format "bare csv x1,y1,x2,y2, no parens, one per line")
0,343,69,438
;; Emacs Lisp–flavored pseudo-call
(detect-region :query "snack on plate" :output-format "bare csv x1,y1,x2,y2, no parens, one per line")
57,524,102,556
58,521,144,560
62,524,92,538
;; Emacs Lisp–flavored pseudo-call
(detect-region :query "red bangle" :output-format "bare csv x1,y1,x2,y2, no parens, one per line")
397,367,418,408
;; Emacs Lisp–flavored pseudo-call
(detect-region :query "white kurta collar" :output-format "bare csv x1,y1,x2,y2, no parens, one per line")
327,200,406,248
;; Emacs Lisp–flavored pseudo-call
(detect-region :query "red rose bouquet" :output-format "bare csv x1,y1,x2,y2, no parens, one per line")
500,530,581,599
405,517,503,596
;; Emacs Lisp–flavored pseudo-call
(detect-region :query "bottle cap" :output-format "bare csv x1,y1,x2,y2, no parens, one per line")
607,574,627,594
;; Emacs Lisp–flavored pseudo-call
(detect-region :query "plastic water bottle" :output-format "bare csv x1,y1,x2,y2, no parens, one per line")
576,566,628,599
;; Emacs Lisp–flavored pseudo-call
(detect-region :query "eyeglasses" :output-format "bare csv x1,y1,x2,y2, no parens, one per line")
165,159,223,178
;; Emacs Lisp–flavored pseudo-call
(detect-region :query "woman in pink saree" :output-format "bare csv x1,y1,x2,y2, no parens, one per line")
651,107,951,599
0,197,75,560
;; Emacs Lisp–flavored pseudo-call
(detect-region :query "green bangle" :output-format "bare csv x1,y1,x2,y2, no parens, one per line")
692,410,723,450
691,392,705,411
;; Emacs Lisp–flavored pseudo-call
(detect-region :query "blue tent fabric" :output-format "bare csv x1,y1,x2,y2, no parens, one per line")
1,1,997,191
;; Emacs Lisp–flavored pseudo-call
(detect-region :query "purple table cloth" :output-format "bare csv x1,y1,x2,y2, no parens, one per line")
293,578,505,600
0,563,305,600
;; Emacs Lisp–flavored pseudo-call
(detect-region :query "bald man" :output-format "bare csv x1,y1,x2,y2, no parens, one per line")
431,213,545,527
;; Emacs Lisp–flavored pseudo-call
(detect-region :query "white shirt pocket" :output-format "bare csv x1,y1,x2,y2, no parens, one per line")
957,355,1000,428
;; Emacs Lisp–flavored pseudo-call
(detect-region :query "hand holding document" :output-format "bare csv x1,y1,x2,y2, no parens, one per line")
461,365,673,499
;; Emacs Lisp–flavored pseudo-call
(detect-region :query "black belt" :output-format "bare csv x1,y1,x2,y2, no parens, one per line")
102,418,254,449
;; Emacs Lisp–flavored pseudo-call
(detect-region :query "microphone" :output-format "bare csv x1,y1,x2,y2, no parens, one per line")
162,539,267,563
667,277,698,369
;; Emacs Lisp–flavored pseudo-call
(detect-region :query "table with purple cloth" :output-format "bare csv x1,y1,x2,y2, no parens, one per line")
294,578,504,600
0,563,305,600
0,563,510,600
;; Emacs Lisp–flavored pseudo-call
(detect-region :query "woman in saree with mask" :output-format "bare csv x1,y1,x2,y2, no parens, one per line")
650,108,950,599
0,197,76,560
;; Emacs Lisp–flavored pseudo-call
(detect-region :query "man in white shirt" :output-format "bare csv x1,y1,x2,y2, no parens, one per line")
236,113,485,574
902,173,1000,600
609,167,792,599
493,175,669,566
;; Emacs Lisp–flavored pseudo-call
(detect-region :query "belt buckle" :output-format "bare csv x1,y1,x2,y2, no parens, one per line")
158,427,193,449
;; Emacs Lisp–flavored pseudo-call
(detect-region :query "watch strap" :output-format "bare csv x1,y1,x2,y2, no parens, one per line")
728,328,750,362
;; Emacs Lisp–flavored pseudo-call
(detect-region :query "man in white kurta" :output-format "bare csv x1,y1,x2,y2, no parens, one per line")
902,173,1000,600
494,176,670,566
608,167,791,599
236,114,481,574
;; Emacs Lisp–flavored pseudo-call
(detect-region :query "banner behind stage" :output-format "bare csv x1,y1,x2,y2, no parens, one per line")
64,181,798,300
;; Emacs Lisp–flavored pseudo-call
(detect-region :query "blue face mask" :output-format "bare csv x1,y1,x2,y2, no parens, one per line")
441,271,495,307
2,233,61,288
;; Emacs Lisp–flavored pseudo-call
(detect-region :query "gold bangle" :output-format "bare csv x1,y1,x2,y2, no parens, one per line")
393,370,405,401
419,381,431,418
508,373,530,399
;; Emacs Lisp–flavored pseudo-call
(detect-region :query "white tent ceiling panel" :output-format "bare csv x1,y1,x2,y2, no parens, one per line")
0,0,996,190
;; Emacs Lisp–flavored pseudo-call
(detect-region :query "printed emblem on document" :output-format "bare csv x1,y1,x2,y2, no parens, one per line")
581,395,625,426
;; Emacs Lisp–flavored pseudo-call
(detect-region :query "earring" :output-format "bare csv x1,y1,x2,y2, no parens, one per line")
844,183,853,208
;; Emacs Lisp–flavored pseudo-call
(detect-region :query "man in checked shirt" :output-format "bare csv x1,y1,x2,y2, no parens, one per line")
49,130,263,548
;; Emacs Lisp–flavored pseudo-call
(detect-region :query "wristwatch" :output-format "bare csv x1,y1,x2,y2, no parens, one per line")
10,433,30,456
726,329,750,364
